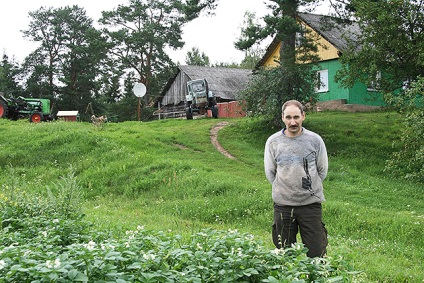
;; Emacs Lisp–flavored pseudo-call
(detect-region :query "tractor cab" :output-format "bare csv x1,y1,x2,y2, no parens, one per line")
185,79,218,119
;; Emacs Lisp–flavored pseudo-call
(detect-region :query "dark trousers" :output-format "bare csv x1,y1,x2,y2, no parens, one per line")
272,202,328,257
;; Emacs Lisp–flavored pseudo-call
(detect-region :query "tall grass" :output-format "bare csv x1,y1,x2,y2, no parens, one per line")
0,112,422,282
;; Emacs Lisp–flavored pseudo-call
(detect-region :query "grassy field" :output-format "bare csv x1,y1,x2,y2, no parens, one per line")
0,111,423,282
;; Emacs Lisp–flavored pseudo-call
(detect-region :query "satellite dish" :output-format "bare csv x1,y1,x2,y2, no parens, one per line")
133,83,146,97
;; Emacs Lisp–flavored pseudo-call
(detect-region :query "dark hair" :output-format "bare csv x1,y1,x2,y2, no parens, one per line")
282,100,304,115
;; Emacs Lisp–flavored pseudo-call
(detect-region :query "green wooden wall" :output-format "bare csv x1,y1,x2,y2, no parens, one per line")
316,59,386,106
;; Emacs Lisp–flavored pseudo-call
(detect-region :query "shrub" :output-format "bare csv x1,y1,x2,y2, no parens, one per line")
385,77,424,183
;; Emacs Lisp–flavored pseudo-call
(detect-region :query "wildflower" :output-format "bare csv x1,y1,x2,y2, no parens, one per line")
237,248,243,256
53,219,59,223
46,260,53,268
101,242,116,250
0,259,6,270
41,231,48,237
46,258,61,269
143,253,156,261
292,242,303,251
137,225,144,231
196,243,203,250
84,241,96,251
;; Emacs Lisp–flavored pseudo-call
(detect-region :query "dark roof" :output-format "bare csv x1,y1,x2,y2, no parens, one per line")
298,12,360,51
161,65,252,100
256,12,361,68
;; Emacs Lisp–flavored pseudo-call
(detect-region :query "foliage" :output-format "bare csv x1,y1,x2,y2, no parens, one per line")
185,47,210,66
238,63,317,126
1,1,221,122
0,179,357,282
0,167,92,248
0,54,24,97
98,0,217,104
334,0,424,94
235,0,320,125
22,5,108,112
384,77,424,183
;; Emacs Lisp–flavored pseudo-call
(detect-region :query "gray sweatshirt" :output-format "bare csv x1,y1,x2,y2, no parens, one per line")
264,128,328,206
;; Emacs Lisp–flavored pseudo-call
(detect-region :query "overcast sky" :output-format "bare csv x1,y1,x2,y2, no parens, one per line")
0,0,331,65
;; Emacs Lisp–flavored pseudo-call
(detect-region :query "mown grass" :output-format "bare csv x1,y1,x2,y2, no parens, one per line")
0,111,422,282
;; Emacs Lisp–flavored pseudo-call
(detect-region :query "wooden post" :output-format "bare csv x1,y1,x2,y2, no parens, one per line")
138,97,141,121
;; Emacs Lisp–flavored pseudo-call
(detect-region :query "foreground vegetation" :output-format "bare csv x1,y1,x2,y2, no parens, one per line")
0,111,423,282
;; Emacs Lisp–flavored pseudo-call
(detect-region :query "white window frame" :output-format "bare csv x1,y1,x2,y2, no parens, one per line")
316,69,329,92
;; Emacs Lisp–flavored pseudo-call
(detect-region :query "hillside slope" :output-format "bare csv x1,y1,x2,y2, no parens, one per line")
0,112,423,282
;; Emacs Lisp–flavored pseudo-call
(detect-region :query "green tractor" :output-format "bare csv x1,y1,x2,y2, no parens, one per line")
185,79,218,120
0,94,53,123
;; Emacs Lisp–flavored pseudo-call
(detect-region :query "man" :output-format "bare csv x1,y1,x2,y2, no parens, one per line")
264,100,328,257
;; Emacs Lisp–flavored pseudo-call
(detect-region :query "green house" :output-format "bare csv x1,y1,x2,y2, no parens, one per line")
257,13,385,111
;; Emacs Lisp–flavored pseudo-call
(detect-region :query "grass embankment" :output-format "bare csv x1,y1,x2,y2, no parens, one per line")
0,111,422,282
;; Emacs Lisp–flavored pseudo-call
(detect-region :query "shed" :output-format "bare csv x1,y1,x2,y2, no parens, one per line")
56,111,80,122
158,65,252,116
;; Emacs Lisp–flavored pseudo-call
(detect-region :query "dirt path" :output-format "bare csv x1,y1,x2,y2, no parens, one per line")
210,121,236,159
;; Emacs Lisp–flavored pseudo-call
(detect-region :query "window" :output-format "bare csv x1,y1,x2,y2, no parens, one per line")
316,70,329,92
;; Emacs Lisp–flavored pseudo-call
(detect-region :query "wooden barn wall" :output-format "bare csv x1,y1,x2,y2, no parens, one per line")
161,71,191,106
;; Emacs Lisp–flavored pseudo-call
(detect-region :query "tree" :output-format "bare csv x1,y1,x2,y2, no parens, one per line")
239,46,264,69
235,0,320,125
334,0,424,94
384,77,423,184
185,47,210,66
22,6,108,112
0,54,24,97
99,0,217,105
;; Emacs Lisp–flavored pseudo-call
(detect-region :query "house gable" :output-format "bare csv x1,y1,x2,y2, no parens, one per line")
257,13,384,109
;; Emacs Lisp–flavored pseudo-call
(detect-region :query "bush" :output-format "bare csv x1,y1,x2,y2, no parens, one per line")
385,77,424,183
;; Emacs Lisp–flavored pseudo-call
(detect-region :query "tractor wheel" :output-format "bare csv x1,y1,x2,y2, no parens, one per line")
186,106,193,120
29,112,43,123
0,100,8,118
211,105,218,118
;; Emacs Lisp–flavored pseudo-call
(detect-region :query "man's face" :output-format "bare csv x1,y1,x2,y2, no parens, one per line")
282,104,305,137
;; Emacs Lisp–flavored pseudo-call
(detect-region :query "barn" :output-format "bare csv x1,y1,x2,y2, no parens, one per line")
157,65,252,118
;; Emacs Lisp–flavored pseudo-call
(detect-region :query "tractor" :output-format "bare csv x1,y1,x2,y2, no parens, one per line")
0,94,53,123
185,79,218,120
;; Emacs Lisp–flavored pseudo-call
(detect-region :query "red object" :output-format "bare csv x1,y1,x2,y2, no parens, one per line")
217,101,246,118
